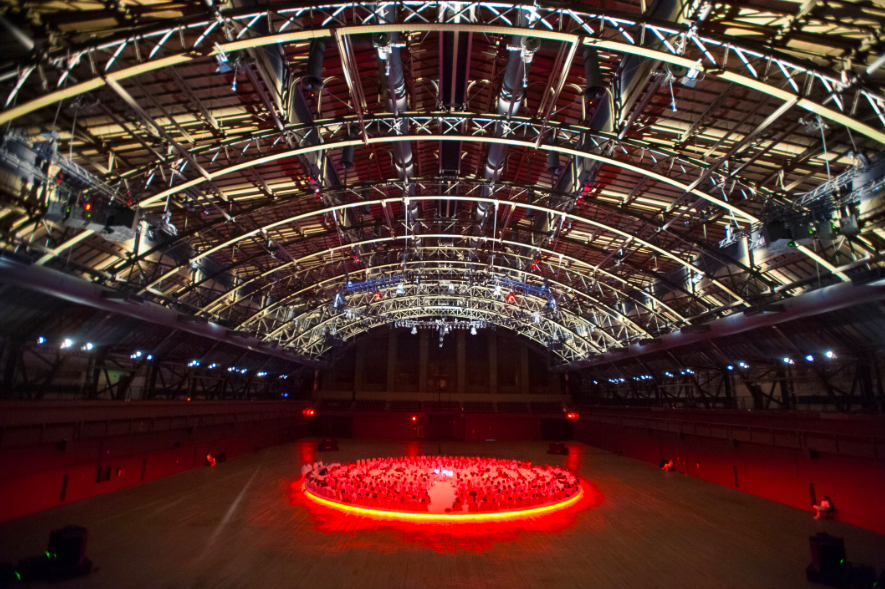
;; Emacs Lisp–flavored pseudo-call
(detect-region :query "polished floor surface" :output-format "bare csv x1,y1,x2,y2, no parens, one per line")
1,439,884,589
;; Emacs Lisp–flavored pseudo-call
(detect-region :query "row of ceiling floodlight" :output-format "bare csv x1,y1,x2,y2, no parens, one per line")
598,354,838,383
36,337,293,378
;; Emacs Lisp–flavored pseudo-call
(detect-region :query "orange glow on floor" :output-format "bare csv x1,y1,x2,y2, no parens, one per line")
302,482,584,522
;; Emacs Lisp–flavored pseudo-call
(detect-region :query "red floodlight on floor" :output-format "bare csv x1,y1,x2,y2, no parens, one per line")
303,408,316,417
506,292,517,303
411,416,417,422
567,412,579,419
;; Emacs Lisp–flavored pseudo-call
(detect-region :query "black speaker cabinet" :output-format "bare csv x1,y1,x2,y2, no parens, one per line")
807,533,847,587
317,438,339,452
548,442,569,455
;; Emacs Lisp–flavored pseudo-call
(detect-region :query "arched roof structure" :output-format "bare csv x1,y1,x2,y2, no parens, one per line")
1,0,883,369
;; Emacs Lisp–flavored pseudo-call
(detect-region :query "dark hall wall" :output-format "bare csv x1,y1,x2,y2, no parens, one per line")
0,401,310,522
574,409,885,535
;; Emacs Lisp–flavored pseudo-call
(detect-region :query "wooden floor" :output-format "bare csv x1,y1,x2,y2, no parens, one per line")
2,439,884,589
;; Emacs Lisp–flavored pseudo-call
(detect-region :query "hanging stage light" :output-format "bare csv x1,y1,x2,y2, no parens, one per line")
373,291,382,301
470,326,477,335
506,292,517,303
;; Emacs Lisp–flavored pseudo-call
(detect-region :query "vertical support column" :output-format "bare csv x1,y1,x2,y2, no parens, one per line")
457,330,466,394
354,338,366,393
387,329,398,393
520,343,529,394
488,333,498,395
548,365,558,395
419,330,429,393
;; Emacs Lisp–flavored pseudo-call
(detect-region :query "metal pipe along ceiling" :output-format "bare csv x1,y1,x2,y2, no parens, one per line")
377,4,418,230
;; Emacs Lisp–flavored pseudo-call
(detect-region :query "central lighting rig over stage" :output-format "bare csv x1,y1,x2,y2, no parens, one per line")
276,270,609,362
394,319,488,347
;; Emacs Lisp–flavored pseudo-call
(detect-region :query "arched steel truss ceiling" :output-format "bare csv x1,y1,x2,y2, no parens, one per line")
135,194,751,304
194,244,690,326
154,235,685,330
3,5,884,143
138,185,854,313
118,131,848,282
31,133,844,292
111,112,788,208
131,135,762,220
272,282,610,361
222,258,667,338
106,173,779,294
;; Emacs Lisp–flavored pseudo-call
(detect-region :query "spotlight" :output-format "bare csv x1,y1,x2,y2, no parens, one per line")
825,350,836,359
567,412,579,419
783,357,794,364
738,362,749,369
506,292,517,303
396,283,405,295
727,365,733,371
470,326,477,335
146,354,153,361
81,342,94,351
494,285,502,297
37,336,46,345
303,408,315,416
373,291,382,301
411,326,418,335
60,338,73,349
805,354,814,362
411,416,417,422
282,393,289,398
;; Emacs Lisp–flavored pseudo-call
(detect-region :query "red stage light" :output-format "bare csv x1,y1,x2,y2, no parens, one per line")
411,416,417,421
84,203,91,211
506,292,517,303
303,408,316,417
373,291,382,300
567,412,579,419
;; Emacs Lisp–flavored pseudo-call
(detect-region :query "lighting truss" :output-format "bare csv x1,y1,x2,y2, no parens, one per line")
4,1,882,138
269,279,623,362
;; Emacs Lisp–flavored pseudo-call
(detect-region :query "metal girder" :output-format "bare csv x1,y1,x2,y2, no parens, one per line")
275,282,600,361
107,175,775,298
559,276,885,372
240,263,653,347
133,194,742,310
2,4,882,142
0,257,322,368
212,255,680,333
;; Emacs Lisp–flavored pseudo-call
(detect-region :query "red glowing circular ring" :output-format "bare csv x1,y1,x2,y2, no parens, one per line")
303,482,583,521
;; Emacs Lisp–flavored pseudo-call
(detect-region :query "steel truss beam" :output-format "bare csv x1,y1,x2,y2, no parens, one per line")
2,3,882,142
559,276,885,372
108,174,777,297
0,257,321,368
153,229,696,326
27,119,849,281
216,256,676,338
261,267,644,348
120,128,848,281
276,282,601,361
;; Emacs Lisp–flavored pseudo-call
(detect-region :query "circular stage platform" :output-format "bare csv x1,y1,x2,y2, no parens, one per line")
301,455,582,520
